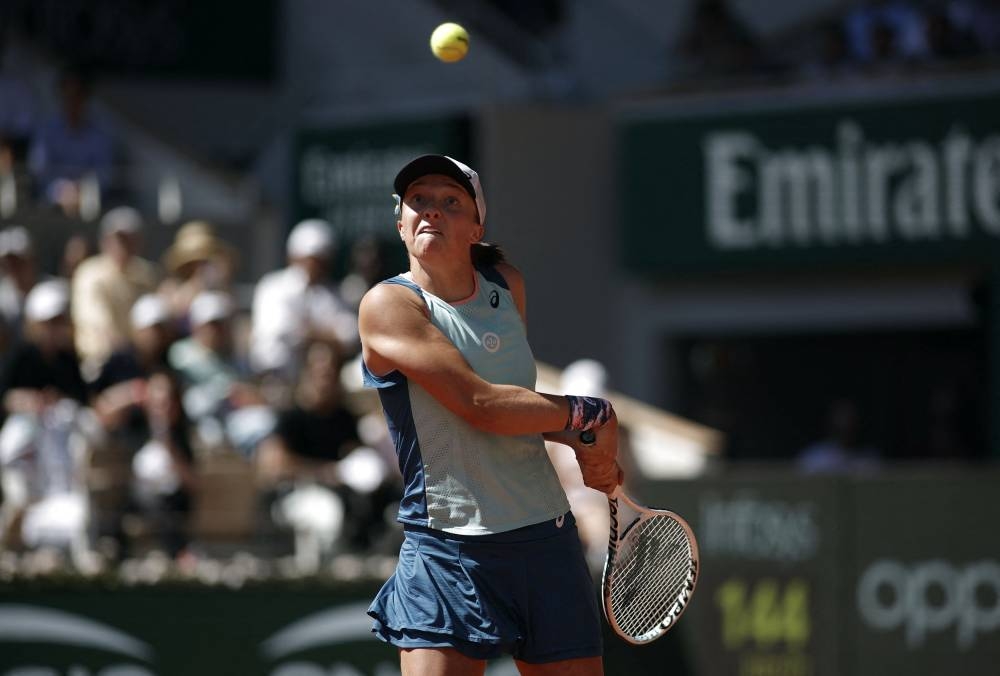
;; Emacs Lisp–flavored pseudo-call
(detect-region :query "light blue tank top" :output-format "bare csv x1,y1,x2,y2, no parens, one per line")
363,266,570,535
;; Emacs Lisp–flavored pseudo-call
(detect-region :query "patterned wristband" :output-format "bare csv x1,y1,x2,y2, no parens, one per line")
564,395,614,431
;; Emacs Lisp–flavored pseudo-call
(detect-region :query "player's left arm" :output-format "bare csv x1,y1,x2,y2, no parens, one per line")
499,261,622,493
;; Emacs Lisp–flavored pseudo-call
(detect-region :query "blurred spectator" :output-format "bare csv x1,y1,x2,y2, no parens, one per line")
339,234,392,312
947,0,1000,55
28,66,114,217
158,221,238,329
89,294,176,558
0,280,94,556
250,219,359,382
71,206,159,381
923,6,980,60
0,47,37,167
802,20,856,79
844,0,927,64
0,225,38,349
257,340,397,554
0,280,87,416
129,369,198,561
59,233,92,282
676,0,764,79
923,383,980,460
0,47,36,213
169,290,274,456
92,294,176,445
798,398,881,474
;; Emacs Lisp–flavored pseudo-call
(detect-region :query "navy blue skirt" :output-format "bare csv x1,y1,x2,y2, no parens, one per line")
368,512,603,663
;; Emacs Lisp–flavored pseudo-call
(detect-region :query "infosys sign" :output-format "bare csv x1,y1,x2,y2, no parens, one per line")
620,90,1000,273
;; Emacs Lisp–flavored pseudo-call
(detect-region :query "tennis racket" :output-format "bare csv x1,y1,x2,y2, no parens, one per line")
580,429,700,645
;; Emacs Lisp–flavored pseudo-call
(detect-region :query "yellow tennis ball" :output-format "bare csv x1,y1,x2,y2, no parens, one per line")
430,22,469,63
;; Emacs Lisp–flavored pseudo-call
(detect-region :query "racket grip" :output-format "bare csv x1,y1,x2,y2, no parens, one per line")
580,430,597,445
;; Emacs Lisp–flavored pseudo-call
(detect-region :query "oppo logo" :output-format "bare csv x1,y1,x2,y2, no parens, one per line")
0,604,155,675
857,559,1000,650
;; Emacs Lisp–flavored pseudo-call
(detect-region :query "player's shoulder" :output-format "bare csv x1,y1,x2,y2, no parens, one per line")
359,277,423,316
491,262,525,295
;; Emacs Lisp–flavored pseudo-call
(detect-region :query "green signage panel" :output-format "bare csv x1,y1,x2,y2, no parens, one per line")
621,91,1000,274
4,471,998,675
847,473,1000,676
0,581,393,675
292,117,471,275
0,578,683,675
642,475,844,676
293,118,471,235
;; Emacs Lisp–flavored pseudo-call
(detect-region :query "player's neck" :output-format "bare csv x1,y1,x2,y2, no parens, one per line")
407,258,476,303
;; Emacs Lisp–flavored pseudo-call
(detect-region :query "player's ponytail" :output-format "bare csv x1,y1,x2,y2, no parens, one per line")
471,241,505,266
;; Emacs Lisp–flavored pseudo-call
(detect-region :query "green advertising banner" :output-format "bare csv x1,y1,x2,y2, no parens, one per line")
4,471,997,675
847,472,1000,676
0,581,392,676
292,117,471,276
0,578,686,676
642,475,844,676
620,91,1000,274
293,118,471,236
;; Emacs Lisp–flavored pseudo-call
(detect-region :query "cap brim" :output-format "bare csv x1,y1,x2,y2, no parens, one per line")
394,155,476,202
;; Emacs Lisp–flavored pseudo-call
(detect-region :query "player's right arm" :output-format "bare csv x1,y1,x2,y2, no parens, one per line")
360,282,572,436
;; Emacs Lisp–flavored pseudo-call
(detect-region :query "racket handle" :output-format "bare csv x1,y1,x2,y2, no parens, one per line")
580,430,597,445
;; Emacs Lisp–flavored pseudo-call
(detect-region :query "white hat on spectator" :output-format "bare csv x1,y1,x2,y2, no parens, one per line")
100,206,144,237
189,291,233,327
287,219,335,259
559,358,608,398
0,226,32,258
25,279,70,322
131,293,171,330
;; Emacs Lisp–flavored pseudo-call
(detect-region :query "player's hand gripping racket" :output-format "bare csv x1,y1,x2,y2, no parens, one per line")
580,429,700,645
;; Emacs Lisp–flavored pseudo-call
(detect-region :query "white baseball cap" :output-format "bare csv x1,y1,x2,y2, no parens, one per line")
393,155,486,226
189,291,233,327
0,226,32,258
100,206,144,237
25,279,70,322
130,294,171,330
287,219,336,259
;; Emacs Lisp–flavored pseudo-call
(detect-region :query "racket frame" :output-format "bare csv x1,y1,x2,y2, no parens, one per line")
601,486,700,645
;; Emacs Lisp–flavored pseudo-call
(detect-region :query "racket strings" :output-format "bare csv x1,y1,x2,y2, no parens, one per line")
608,515,694,639
612,521,691,635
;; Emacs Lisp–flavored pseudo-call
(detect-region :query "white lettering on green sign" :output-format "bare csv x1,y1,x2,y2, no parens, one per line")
705,121,1000,249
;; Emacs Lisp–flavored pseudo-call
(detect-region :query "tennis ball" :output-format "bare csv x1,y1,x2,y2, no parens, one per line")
430,22,469,63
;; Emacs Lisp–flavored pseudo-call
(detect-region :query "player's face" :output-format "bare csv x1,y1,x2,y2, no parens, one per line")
398,175,482,260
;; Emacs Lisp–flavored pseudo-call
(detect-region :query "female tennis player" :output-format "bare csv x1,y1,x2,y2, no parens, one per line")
359,154,621,676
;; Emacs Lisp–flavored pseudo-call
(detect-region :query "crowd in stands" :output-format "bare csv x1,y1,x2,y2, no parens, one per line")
673,0,1000,86
0,206,403,575
0,62,113,219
